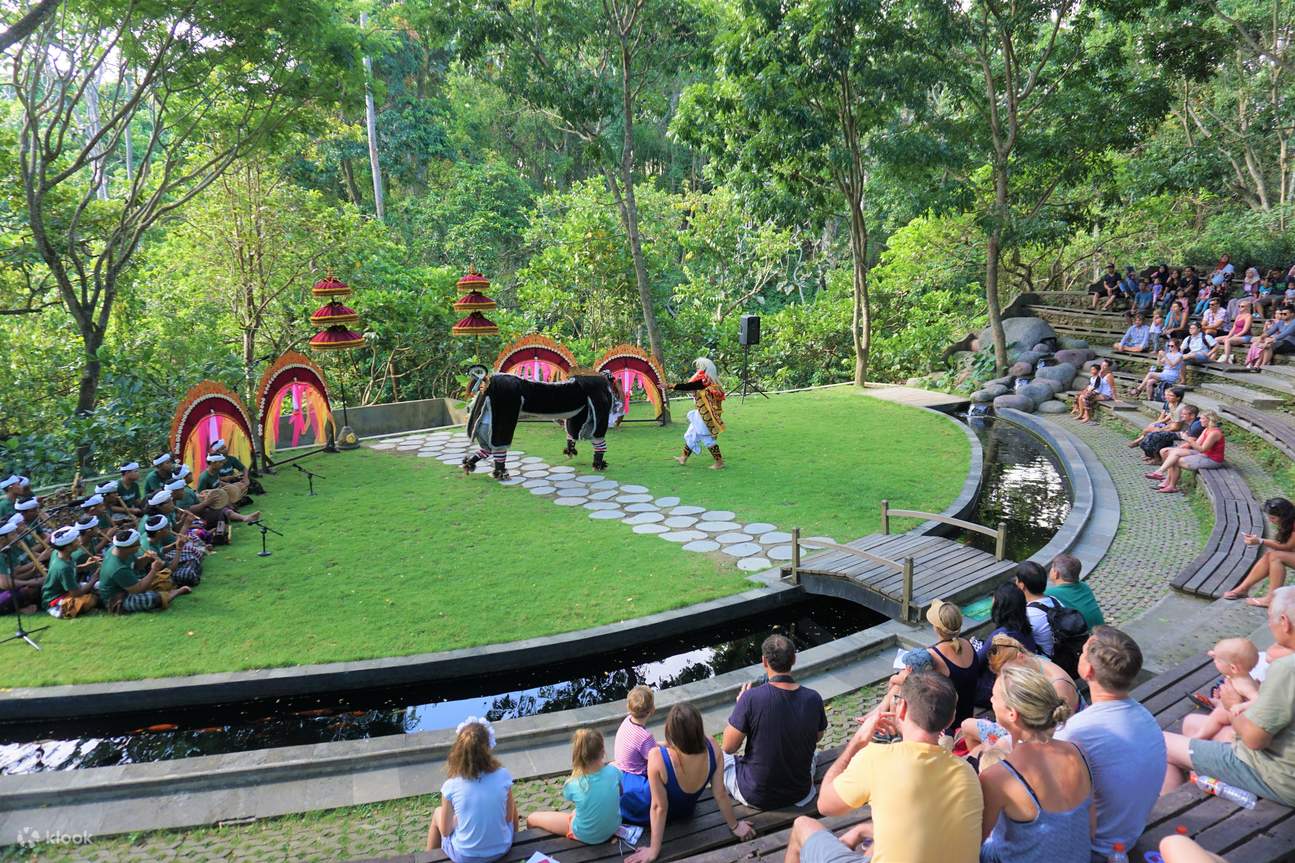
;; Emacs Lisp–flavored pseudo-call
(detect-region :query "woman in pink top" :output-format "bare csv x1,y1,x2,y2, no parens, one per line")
1211,300,1253,365
1146,411,1225,493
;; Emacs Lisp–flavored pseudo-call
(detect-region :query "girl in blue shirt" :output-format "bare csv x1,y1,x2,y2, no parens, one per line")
528,729,623,844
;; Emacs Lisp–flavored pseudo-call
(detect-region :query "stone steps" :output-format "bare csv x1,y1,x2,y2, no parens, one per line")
1197,381,1285,409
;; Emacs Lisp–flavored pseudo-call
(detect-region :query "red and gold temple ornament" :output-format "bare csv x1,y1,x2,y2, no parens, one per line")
309,274,364,350
451,268,499,337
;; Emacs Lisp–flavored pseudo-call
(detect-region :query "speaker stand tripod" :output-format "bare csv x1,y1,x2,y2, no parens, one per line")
739,343,769,401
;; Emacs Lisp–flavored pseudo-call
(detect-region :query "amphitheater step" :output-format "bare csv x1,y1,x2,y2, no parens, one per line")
1198,381,1286,409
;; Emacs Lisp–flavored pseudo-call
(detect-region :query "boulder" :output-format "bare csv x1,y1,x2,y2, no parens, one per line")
1060,337,1091,350
1016,350,1045,367
1031,342,1054,355
983,383,1010,398
1055,348,1095,368
978,317,1057,353
1019,381,1056,406
987,375,1015,389
993,393,1036,413
1071,374,1090,390
1036,361,1078,384
1038,400,1069,414
1033,378,1066,396
1008,361,1036,378
970,389,994,403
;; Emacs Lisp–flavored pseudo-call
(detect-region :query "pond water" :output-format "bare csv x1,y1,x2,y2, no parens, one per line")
963,414,1071,569
0,596,880,774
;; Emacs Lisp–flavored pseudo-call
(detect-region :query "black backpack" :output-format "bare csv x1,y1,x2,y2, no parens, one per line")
1030,599,1090,678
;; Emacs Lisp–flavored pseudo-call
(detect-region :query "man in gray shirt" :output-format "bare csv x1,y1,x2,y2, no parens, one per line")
1257,305,1295,366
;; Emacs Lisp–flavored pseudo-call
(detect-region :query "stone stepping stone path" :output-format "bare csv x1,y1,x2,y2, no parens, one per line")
366,432,827,572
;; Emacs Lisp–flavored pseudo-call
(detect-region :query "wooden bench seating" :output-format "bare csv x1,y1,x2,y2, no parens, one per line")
351,746,845,863
1218,402,1295,462
1170,467,1264,599
1131,655,1295,862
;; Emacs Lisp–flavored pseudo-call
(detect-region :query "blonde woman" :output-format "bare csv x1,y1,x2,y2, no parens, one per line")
979,664,1093,863
427,718,516,860
1147,411,1225,493
960,635,1082,756
527,728,622,844
889,600,981,732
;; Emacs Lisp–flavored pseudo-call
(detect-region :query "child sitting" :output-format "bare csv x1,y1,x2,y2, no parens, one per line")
1186,638,1260,743
527,728,622,844
614,686,657,822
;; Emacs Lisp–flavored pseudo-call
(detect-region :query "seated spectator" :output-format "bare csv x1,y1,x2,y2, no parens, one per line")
0,520,41,615
1181,321,1217,364
890,600,981,732
1090,262,1120,310
1183,638,1260,743
624,704,753,863
615,686,657,823
960,637,1083,757
785,672,982,863
40,525,99,618
1164,293,1190,340
1118,266,1138,299
1055,626,1166,860
722,634,825,809
1015,562,1062,658
1162,587,1295,807
96,528,191,614
427,718,516,861
1128,338,1183,400
1192,280,1213,316
1045,553,1105,629
1256,272,1281,316
1210,300,1253,364
1148,311,1165,351
1200,299,1227,337
1146,410,1225,493
1128,385,1186,447
1223,497,1295,606
1251,303,1295,367
975,582,1039,705
978,663,1092,863
1209,254,1234,290
1243,265,1261,294
1244,312,1287,368
1129,279,1155,318
527,729,621,844
1140,403,1201,464
1113,313,1152,353
1072,362,1113,424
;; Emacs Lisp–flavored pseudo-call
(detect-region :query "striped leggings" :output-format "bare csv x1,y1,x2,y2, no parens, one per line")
121,591,163,613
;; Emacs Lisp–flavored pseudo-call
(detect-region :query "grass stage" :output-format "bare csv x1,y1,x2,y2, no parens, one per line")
3,387,968,687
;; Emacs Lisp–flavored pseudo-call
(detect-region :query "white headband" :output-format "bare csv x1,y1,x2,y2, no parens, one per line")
120,462,140,472
6,513,22,526
112,529,141,548
95,480,119,494
52,526,81,548
0,521,17,537
0,476,17,490
144,514,169,533
165,479,187,493
14,498,38,512
210,438,226,451
81,494,105,508
455,716,497,749
148,489,172,506
152,453,173,466
74,516,98,532
207,454,226,463
175,464,192,479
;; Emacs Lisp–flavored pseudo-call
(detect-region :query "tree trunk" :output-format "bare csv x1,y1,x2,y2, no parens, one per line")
847,199,870,387
360,11,385,222
984,165,1010,374
615,32,670,423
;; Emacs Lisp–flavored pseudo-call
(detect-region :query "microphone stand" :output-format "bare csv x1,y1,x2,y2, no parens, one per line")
1,514,52,651
293,464,325,496
249,520,284,558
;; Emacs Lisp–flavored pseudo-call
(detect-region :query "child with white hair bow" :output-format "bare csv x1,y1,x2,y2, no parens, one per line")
671,358,727,469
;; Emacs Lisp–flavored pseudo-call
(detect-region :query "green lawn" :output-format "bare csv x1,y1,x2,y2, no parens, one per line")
3,387,967,687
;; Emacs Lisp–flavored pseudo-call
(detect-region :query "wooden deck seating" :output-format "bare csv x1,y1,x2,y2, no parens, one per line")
1131,655,1295,861
1170,467,1264,599
351,746,845,863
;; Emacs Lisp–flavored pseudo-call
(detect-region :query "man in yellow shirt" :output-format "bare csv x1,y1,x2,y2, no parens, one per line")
784,672,983,863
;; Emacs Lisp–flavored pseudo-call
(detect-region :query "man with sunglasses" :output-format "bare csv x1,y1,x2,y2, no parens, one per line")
1254,305,1295,367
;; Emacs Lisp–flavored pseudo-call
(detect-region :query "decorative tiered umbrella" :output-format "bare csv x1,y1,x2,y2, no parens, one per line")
451,269,499,361
308,273,362,449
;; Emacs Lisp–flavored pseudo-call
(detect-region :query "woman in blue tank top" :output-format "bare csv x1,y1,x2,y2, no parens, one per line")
623,704,754,863
979,664,1092,863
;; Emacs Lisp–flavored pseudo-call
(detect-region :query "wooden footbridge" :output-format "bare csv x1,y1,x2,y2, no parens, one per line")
784,501,1017,624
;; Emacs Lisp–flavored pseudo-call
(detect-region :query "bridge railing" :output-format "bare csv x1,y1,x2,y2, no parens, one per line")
881,499,1007,562
786,528,917,621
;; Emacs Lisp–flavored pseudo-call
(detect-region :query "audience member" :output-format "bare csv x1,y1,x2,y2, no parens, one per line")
1146,410,1225,493
527,728,621,844
1091,263,1120,310
978,663,1092,863
1162,587,1295,807
1223,497,1295,606
1183,638,1260,743
1073,362,1113,424
723,634,826,809
1182,320,1218,364
615,685,658,824
1251,304,1295,367
427,718,516,862
1045,553,1105,629
785,672,982,863
1055,626,1166,861
1015,562,1062,658
624,704,753,863
1211,300,1253,364
893,600,981,732
1129,338,1183,399
1128,386,1186,447
1113,313,1152,354
961,637,1082,757
976,583,1039,704
1140,403,1201,464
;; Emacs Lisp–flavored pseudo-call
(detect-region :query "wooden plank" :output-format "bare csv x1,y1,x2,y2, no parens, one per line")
1193,799,1294,855
1221,811,1295,863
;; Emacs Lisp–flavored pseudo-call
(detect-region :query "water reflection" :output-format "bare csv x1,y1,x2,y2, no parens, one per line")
0,598,878,774
965,416,1070,561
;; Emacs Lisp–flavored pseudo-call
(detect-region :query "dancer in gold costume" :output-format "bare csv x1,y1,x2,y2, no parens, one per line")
672,358,727,470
